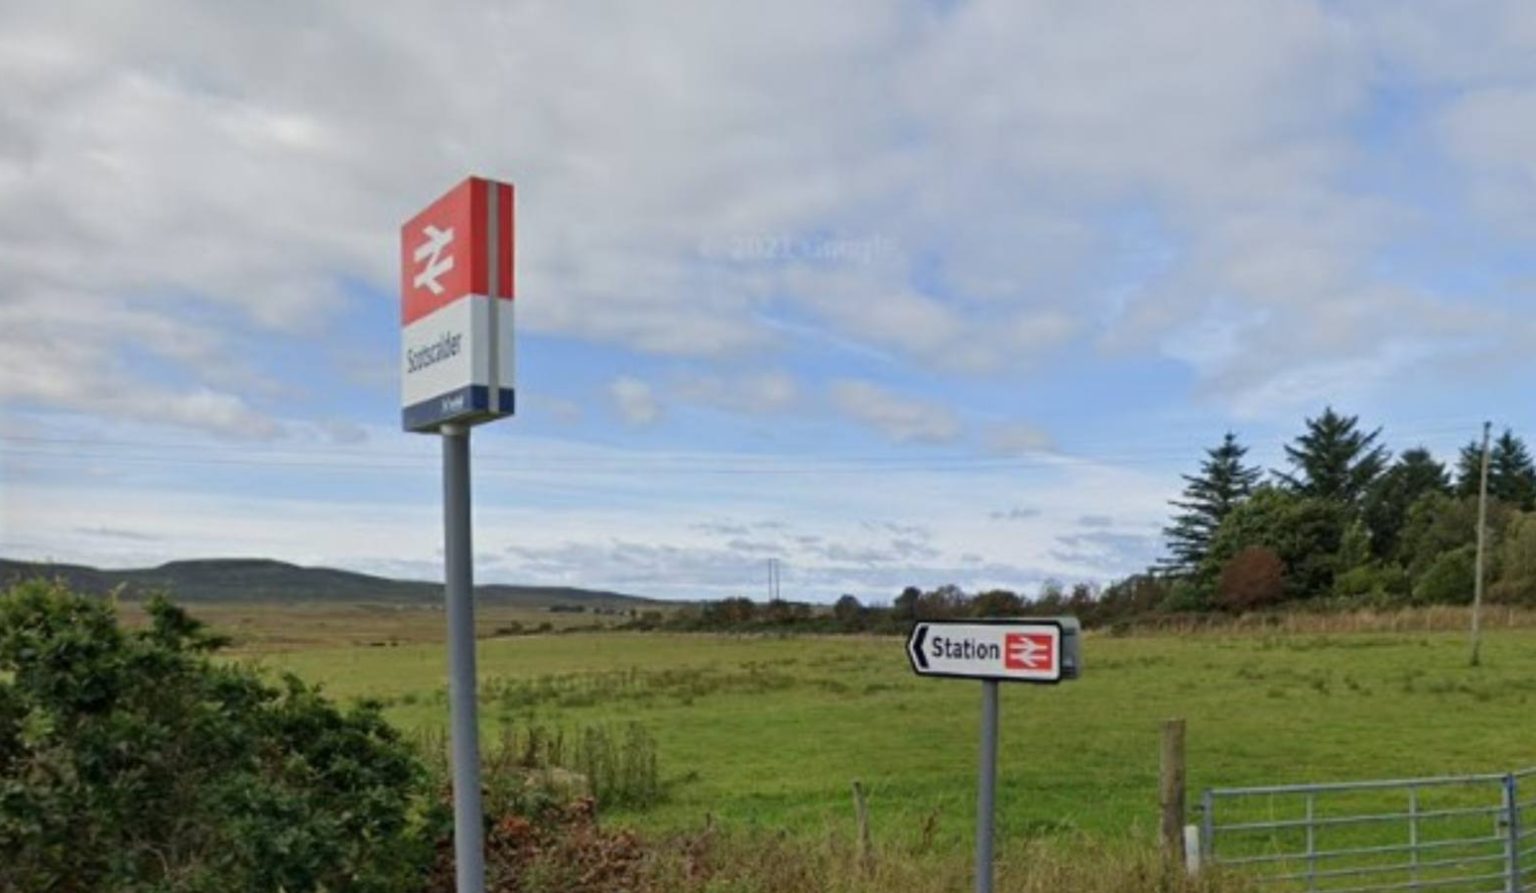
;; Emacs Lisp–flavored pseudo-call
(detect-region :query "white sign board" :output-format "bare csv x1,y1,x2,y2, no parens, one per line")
400,177,516,432
906,619,1073,683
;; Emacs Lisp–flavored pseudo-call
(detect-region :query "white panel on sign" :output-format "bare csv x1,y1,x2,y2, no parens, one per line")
496,301,516,393
403,297,476,408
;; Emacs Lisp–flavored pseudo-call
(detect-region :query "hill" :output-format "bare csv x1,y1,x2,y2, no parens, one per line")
0,557,657,610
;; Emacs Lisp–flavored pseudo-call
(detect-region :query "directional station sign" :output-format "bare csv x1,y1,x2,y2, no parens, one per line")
401,176,515,433
905,617,1081,893
906,618,1081,684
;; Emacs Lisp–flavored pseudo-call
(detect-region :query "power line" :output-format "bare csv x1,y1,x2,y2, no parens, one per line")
0,421,1492,476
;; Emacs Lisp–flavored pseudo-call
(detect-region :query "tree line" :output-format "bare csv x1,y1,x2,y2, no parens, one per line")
1154,409,1535,613
650,408,1536,633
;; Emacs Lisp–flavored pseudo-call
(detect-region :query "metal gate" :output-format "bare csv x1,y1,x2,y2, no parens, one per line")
1201,768,1535,892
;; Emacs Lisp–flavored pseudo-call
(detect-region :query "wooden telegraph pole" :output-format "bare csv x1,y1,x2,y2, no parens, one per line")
1471,421,1492,668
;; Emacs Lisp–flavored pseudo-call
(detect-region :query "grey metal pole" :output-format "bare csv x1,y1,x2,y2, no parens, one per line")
442,424,485,893
976,680,1000,893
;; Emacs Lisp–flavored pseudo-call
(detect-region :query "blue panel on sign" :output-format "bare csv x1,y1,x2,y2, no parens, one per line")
402,386,515,433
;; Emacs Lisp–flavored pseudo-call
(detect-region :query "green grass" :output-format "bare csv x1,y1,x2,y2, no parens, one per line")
255,628,1536,849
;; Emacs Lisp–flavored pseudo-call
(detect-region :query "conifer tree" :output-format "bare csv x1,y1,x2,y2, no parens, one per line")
1363,447,1450,558
1454,440,1484,498
1276,407,1388,506
1491,429,1536,510
1162,432,1261,575
1454,428,1536,509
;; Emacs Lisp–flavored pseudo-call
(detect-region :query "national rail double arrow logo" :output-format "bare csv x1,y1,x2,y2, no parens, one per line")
413,224,456,295
1004,633,1052,670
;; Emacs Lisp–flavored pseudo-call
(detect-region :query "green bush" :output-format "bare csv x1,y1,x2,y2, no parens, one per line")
1159,578,1211,613
1333,562,1410,602
1492,513,1536,604
0,578,436,892
1411,546,1477,605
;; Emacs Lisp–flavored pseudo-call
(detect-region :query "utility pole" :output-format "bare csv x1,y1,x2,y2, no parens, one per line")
1471,421,1492,668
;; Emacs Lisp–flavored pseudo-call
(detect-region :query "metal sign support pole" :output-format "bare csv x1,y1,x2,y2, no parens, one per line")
442,424,485,893
976,679,1000,893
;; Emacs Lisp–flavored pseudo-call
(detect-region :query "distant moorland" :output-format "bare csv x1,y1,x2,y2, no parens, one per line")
0,556,656,611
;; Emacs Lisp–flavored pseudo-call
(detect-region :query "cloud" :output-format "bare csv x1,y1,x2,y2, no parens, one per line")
981,422,1054,456
73,526,162,542
608,376,661,426
827,380,961,444
1437,86,1536,232
989,507,1042,522
861,520,932,540
692,521,752,537
672,370,799,415
5,0,1528,439
0,293,284,439
1050,531,1161,569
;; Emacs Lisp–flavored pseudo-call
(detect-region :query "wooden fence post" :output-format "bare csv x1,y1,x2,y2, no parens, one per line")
1161,719,1187,869
852,779,874,875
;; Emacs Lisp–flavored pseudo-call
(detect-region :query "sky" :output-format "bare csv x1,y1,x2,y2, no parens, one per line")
3,1,1536,602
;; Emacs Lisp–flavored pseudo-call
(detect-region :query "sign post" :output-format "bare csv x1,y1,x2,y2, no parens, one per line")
440,423,482,892
976,679,999,893
401,176,516,893
906,618,1081,893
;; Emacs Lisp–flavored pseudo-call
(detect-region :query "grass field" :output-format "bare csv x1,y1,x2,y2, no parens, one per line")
248,622,1536,852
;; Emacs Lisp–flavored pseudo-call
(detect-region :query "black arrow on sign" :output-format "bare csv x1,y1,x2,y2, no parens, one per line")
908,624,929,671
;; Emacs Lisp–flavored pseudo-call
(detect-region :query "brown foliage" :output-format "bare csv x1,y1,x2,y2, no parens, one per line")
426,797,652,893
1216,546,1286,612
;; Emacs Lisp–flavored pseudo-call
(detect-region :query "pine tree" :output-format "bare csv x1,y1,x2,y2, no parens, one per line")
1162,432,1262,575
1362,447,1450,558
1454,440,1484,498
1452,429,1536,509
1276,407,1389,506
1491,429,1536,510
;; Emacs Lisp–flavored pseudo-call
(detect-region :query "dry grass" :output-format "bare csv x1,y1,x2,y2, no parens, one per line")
111,599,629,652
592,827,1257,893
1122,604,1536,637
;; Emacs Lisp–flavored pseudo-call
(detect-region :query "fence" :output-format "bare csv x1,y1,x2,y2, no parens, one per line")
1199,768,1535,892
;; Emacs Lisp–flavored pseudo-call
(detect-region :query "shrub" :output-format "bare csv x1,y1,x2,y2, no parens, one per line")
1492,513,1536,605
1216,547,1287,612
1411,546,1477,605
1333,562,1410,603
1159,578,1211,613
0,578,434,892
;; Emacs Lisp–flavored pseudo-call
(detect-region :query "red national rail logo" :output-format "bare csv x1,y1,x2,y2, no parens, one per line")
1003,633,1054,672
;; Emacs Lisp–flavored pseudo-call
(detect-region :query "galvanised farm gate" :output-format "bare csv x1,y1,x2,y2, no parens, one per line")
1200,768,1535,892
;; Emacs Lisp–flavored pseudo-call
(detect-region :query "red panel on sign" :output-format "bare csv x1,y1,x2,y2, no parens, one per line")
1003,633,1054,672
496,182,514,299
400,177,514,325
